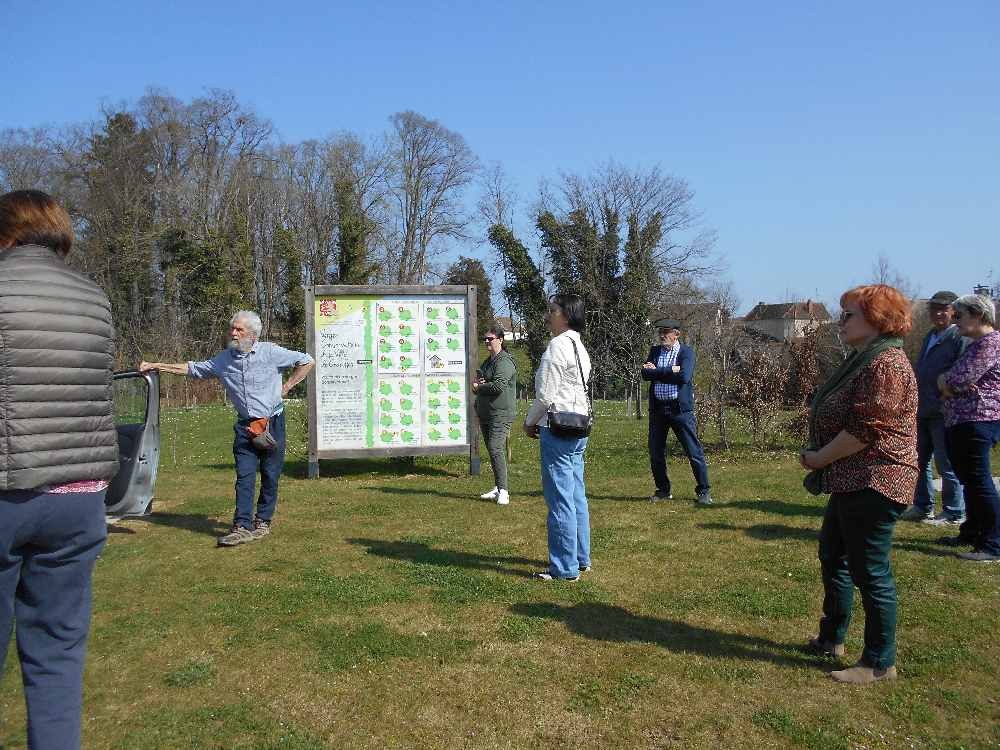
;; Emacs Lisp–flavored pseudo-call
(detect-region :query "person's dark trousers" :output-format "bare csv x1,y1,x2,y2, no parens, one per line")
480,418,513,490
233,411,287,529
648,401,710,495
818,489,904,669
0,489,107,750
947,420,1000,555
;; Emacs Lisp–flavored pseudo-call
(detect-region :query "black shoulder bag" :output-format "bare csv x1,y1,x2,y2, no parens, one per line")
546,339,594,438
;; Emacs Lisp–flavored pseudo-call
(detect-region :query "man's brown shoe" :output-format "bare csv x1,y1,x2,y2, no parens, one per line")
830,662,897,684
807,637,845,658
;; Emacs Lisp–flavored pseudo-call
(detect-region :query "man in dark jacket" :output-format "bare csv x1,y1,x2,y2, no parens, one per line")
641,319,712,505
901,290,967,524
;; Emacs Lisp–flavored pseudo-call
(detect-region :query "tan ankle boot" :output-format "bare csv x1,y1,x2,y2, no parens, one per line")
830,662,897,684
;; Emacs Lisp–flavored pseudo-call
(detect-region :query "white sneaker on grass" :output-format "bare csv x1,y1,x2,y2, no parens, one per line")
496,489,510,505
480,486,499,500
923,513,967,526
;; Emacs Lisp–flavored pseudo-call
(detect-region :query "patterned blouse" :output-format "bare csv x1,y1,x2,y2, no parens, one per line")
813,348,918,505
943,330,1000,427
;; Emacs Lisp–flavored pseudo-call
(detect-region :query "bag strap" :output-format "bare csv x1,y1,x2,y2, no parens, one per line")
568,338,593,417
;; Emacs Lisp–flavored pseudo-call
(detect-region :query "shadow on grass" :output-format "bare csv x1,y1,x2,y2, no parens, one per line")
510,602,814,668
699,522,817,543
193,458,455,481
348,537,541,577
133,512,230,537
726,499,825,518
361,485,475,501
107,524,136,535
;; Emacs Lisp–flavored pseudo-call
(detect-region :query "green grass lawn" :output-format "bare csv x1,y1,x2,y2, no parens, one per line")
2,401,998,749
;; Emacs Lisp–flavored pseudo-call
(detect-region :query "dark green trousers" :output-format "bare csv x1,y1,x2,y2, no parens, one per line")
818,488,904,669
481,419,513,490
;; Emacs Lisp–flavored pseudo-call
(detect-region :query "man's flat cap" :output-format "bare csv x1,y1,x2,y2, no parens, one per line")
928,290,958,306
652,318,682,330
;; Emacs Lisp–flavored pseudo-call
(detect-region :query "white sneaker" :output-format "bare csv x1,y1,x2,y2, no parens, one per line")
496,489,510,506
480,486,499,500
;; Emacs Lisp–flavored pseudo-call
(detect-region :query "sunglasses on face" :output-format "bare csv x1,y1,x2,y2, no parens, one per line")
484,336,497,341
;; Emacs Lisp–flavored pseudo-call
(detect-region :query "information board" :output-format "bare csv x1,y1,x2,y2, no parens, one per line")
305,285,480,477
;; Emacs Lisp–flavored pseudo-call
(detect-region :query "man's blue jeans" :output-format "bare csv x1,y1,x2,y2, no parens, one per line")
648,402,710,495
540,427,590,578
947,420,1000,555
0,489,107,750
914,415,964,517
233,412,286,529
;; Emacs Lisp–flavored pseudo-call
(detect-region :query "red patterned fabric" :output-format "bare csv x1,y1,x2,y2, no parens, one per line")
813,348,918,505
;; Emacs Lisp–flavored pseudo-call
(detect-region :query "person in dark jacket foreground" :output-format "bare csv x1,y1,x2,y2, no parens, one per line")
0,190,119,749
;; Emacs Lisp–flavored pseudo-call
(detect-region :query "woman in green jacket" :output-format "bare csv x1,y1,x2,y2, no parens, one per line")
473,325,518,505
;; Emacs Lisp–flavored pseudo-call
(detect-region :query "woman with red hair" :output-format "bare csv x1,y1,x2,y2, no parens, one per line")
800,284,918,684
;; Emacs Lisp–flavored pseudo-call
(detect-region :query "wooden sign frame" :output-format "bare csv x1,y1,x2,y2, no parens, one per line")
304,284,480,478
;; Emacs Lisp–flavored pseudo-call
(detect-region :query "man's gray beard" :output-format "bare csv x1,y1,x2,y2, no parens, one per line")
229,337,254,353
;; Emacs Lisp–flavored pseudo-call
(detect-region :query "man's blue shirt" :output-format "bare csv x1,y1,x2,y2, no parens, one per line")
188,342,313,420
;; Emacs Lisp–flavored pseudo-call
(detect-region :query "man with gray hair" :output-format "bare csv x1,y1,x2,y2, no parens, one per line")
140,311,314,546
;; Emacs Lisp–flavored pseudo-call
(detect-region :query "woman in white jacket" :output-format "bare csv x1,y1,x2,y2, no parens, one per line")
523,294,593,581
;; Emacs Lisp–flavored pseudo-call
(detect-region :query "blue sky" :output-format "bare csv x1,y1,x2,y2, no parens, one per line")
5,0,998,313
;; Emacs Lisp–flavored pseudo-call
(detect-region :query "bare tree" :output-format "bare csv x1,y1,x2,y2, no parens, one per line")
386,111,478,283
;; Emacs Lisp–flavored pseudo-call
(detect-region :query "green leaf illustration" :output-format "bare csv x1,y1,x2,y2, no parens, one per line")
446,307,459,319
378,308,392,322
447,381,461,393
428,397,441,409
448,428,461,440
379,325,392,336
400,356,413,370
379,340,392,353
427,339,440,351
448,412,461,424
426,322,440,335
380,414,393,427
379,382,392,395
400,383,414,395
428,412,441,424
427,382,441,394
401,414,414,426
428,428,442,440
400,398,414,411
399,309,413,321
426,308,439,319
446,339,459,351
401,430,415,442
448,396,461,409
400,341,413,353
399,325,413,336
380,398,392,411
446,321,459,334
380,430,394,443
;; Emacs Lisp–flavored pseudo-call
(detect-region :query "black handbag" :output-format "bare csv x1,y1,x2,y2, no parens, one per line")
546,339,594,438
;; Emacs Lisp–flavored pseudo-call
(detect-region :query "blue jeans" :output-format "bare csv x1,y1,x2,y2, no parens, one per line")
947,420,1000,555
649,403,710,494
0,489,107,750
540,427,590,578
233,412,286,529
914,415,964,517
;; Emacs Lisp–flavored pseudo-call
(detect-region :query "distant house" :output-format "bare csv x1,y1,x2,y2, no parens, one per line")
743,300,831,342
494,316,525,342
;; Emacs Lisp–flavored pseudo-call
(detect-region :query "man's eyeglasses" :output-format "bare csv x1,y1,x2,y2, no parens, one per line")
484,336,497,342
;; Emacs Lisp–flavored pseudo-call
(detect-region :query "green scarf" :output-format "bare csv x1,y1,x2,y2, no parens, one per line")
803,334,904,495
